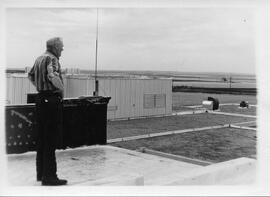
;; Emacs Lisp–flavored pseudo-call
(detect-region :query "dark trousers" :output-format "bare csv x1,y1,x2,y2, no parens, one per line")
35,91,63,180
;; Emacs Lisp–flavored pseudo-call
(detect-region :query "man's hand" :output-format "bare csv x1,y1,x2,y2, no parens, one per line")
50,76,64,92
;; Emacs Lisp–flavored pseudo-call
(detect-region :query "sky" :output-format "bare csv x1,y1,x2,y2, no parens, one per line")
6,8,255,74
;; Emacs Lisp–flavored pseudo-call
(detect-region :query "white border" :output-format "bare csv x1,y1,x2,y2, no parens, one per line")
1,0,270,196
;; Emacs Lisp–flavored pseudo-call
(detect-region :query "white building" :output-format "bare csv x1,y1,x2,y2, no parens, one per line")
6,74,172,120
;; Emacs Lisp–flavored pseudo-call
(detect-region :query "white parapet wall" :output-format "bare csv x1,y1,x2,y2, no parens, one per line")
166,157,256,185
76,173,144,186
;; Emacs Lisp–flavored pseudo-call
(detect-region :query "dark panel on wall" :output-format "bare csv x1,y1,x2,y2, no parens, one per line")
5,104,37,154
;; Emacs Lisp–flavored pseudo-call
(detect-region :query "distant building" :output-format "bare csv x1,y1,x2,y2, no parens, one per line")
6,68,26,74
64,68,81,75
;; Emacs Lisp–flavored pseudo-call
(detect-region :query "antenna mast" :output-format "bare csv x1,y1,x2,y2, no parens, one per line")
93,8,99,96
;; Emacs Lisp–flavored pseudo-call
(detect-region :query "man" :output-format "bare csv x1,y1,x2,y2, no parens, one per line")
28,37,67,186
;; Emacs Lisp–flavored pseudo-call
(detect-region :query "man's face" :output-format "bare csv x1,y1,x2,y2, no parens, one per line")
57,42,64,57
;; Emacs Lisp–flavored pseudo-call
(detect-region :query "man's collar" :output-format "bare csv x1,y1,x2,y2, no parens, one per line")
46,50,59,60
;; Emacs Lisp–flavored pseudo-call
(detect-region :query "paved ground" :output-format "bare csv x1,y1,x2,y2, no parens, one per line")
6,145,201,186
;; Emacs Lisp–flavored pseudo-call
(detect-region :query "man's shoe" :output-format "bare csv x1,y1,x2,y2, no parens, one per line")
42,178,67,186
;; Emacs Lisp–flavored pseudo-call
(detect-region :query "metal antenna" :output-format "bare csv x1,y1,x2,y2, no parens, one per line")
94,8,99,96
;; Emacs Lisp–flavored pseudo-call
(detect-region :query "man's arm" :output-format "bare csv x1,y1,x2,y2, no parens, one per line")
28,66,36,87
47,58,64,93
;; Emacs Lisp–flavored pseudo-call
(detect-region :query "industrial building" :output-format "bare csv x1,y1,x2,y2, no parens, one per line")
6,74,172,120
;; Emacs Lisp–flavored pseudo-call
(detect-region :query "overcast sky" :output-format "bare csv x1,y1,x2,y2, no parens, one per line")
6,8,255,74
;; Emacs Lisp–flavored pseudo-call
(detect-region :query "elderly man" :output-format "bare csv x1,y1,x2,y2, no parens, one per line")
28,37,67,186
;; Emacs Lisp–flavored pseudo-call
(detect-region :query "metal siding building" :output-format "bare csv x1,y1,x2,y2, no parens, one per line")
6,75,172,120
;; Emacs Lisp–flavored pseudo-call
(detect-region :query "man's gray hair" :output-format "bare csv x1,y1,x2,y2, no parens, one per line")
46,37,63,49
